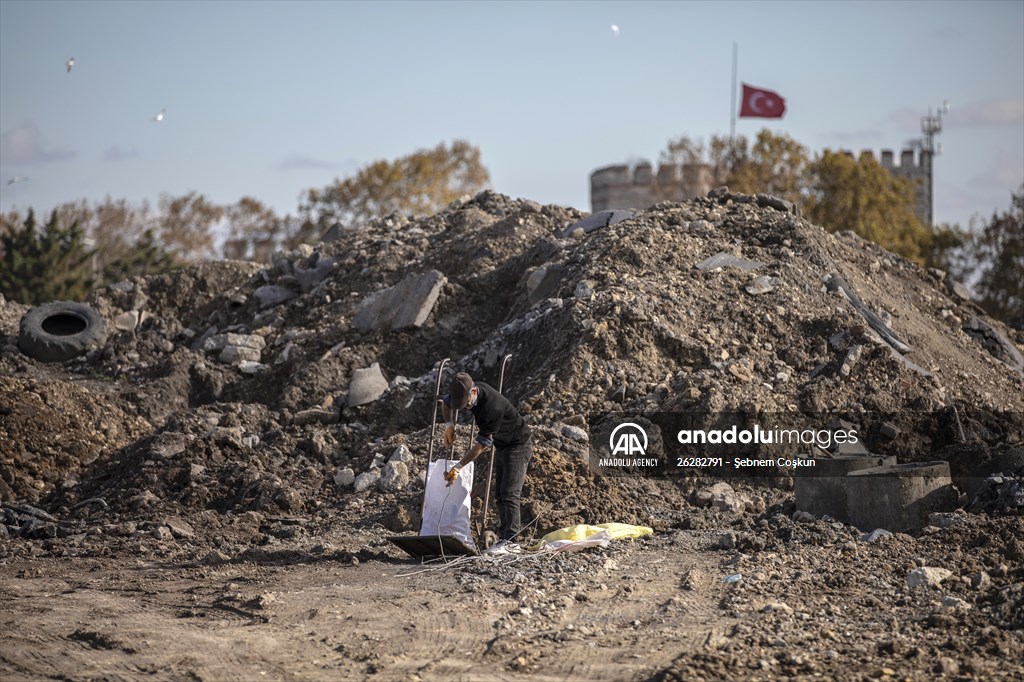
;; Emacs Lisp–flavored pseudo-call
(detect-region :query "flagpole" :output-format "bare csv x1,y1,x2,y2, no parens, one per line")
730,42,737,144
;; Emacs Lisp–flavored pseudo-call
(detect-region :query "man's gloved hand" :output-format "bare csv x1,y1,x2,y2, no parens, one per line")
442,422,456,446
443,464,462,486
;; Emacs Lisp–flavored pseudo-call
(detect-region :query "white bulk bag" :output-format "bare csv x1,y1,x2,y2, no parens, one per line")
419,459,476,550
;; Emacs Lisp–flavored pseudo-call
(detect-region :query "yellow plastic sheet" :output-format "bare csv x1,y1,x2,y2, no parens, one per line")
527,523,653,552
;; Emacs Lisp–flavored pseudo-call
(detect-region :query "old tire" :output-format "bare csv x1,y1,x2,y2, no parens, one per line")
18,301,108,363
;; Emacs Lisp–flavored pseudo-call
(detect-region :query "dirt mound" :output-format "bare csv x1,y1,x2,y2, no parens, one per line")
0,188,1021,536
0,376,149,504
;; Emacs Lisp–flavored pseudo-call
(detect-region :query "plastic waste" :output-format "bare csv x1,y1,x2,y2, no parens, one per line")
526,523,653,553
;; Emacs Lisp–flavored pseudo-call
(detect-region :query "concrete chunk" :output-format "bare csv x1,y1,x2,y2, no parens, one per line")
114,310,141,332
348,362,389,406
560,210,636,237
354,470,381,493
379,461,410,491
164,516,195,540
907,567,952,589
334,468,355,487
254,284,298,309
964,316,1024,373
353,270,446,332
219,346,262,365
526,263,564,304
225,333,266,350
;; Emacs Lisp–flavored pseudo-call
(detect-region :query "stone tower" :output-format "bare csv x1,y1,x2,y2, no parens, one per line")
843,149,932,226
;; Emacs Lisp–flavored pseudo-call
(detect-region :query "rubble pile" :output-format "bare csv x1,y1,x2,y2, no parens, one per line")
1,188,1022,545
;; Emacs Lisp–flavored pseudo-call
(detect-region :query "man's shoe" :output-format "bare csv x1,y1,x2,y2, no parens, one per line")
484,540,522,555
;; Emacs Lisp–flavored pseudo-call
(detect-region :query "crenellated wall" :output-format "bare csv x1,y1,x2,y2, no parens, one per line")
590,162,714,212
591,148,933,225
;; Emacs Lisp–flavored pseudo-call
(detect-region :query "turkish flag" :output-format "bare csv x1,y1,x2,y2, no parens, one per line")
739,83,786,118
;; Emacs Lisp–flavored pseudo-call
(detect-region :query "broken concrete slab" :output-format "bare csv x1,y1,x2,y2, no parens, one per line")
963,316,1024,373
164,516,195,540
254,284,299,310
526,263,564,304
696,252,767,272
846,461,959,532
352,270,446,332
294,256,338,293
559,210,636,237
348,362,389,406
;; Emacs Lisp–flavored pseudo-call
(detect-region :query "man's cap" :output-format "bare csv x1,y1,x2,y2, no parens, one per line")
450,372,475,409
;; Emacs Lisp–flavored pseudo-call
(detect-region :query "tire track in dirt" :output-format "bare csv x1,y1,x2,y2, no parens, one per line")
1,535,731,681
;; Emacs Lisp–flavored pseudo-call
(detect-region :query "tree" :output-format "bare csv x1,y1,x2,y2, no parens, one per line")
53,196,158,275
659,135,707,167
297,140,490,239
158,191,224,260
657,130,965,267
660,133,746,187
806,150,934,264
103,228,179,282
965,187,1024,326
0,209,95,304
727,129,811,203
223,197,282,262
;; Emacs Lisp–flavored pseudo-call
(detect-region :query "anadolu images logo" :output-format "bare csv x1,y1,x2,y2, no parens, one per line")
609,422,648,456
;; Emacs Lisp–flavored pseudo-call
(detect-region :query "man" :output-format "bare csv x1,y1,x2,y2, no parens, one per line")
441,372,532,554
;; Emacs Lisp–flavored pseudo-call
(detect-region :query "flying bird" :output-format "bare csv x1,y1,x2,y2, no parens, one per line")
66,57,74,73
611,24,620,36
153,108,166,122
7,176,29,185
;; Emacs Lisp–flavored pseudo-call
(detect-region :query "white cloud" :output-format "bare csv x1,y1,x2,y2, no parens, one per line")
0,122,76,165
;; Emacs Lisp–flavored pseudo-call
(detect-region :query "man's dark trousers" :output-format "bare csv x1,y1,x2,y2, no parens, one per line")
494,438,532,541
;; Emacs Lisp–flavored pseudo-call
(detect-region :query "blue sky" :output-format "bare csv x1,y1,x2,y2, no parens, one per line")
1,0,1022,231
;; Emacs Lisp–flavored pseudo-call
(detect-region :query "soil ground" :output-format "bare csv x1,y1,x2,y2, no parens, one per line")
3,517,1022,682
2,532,726,682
